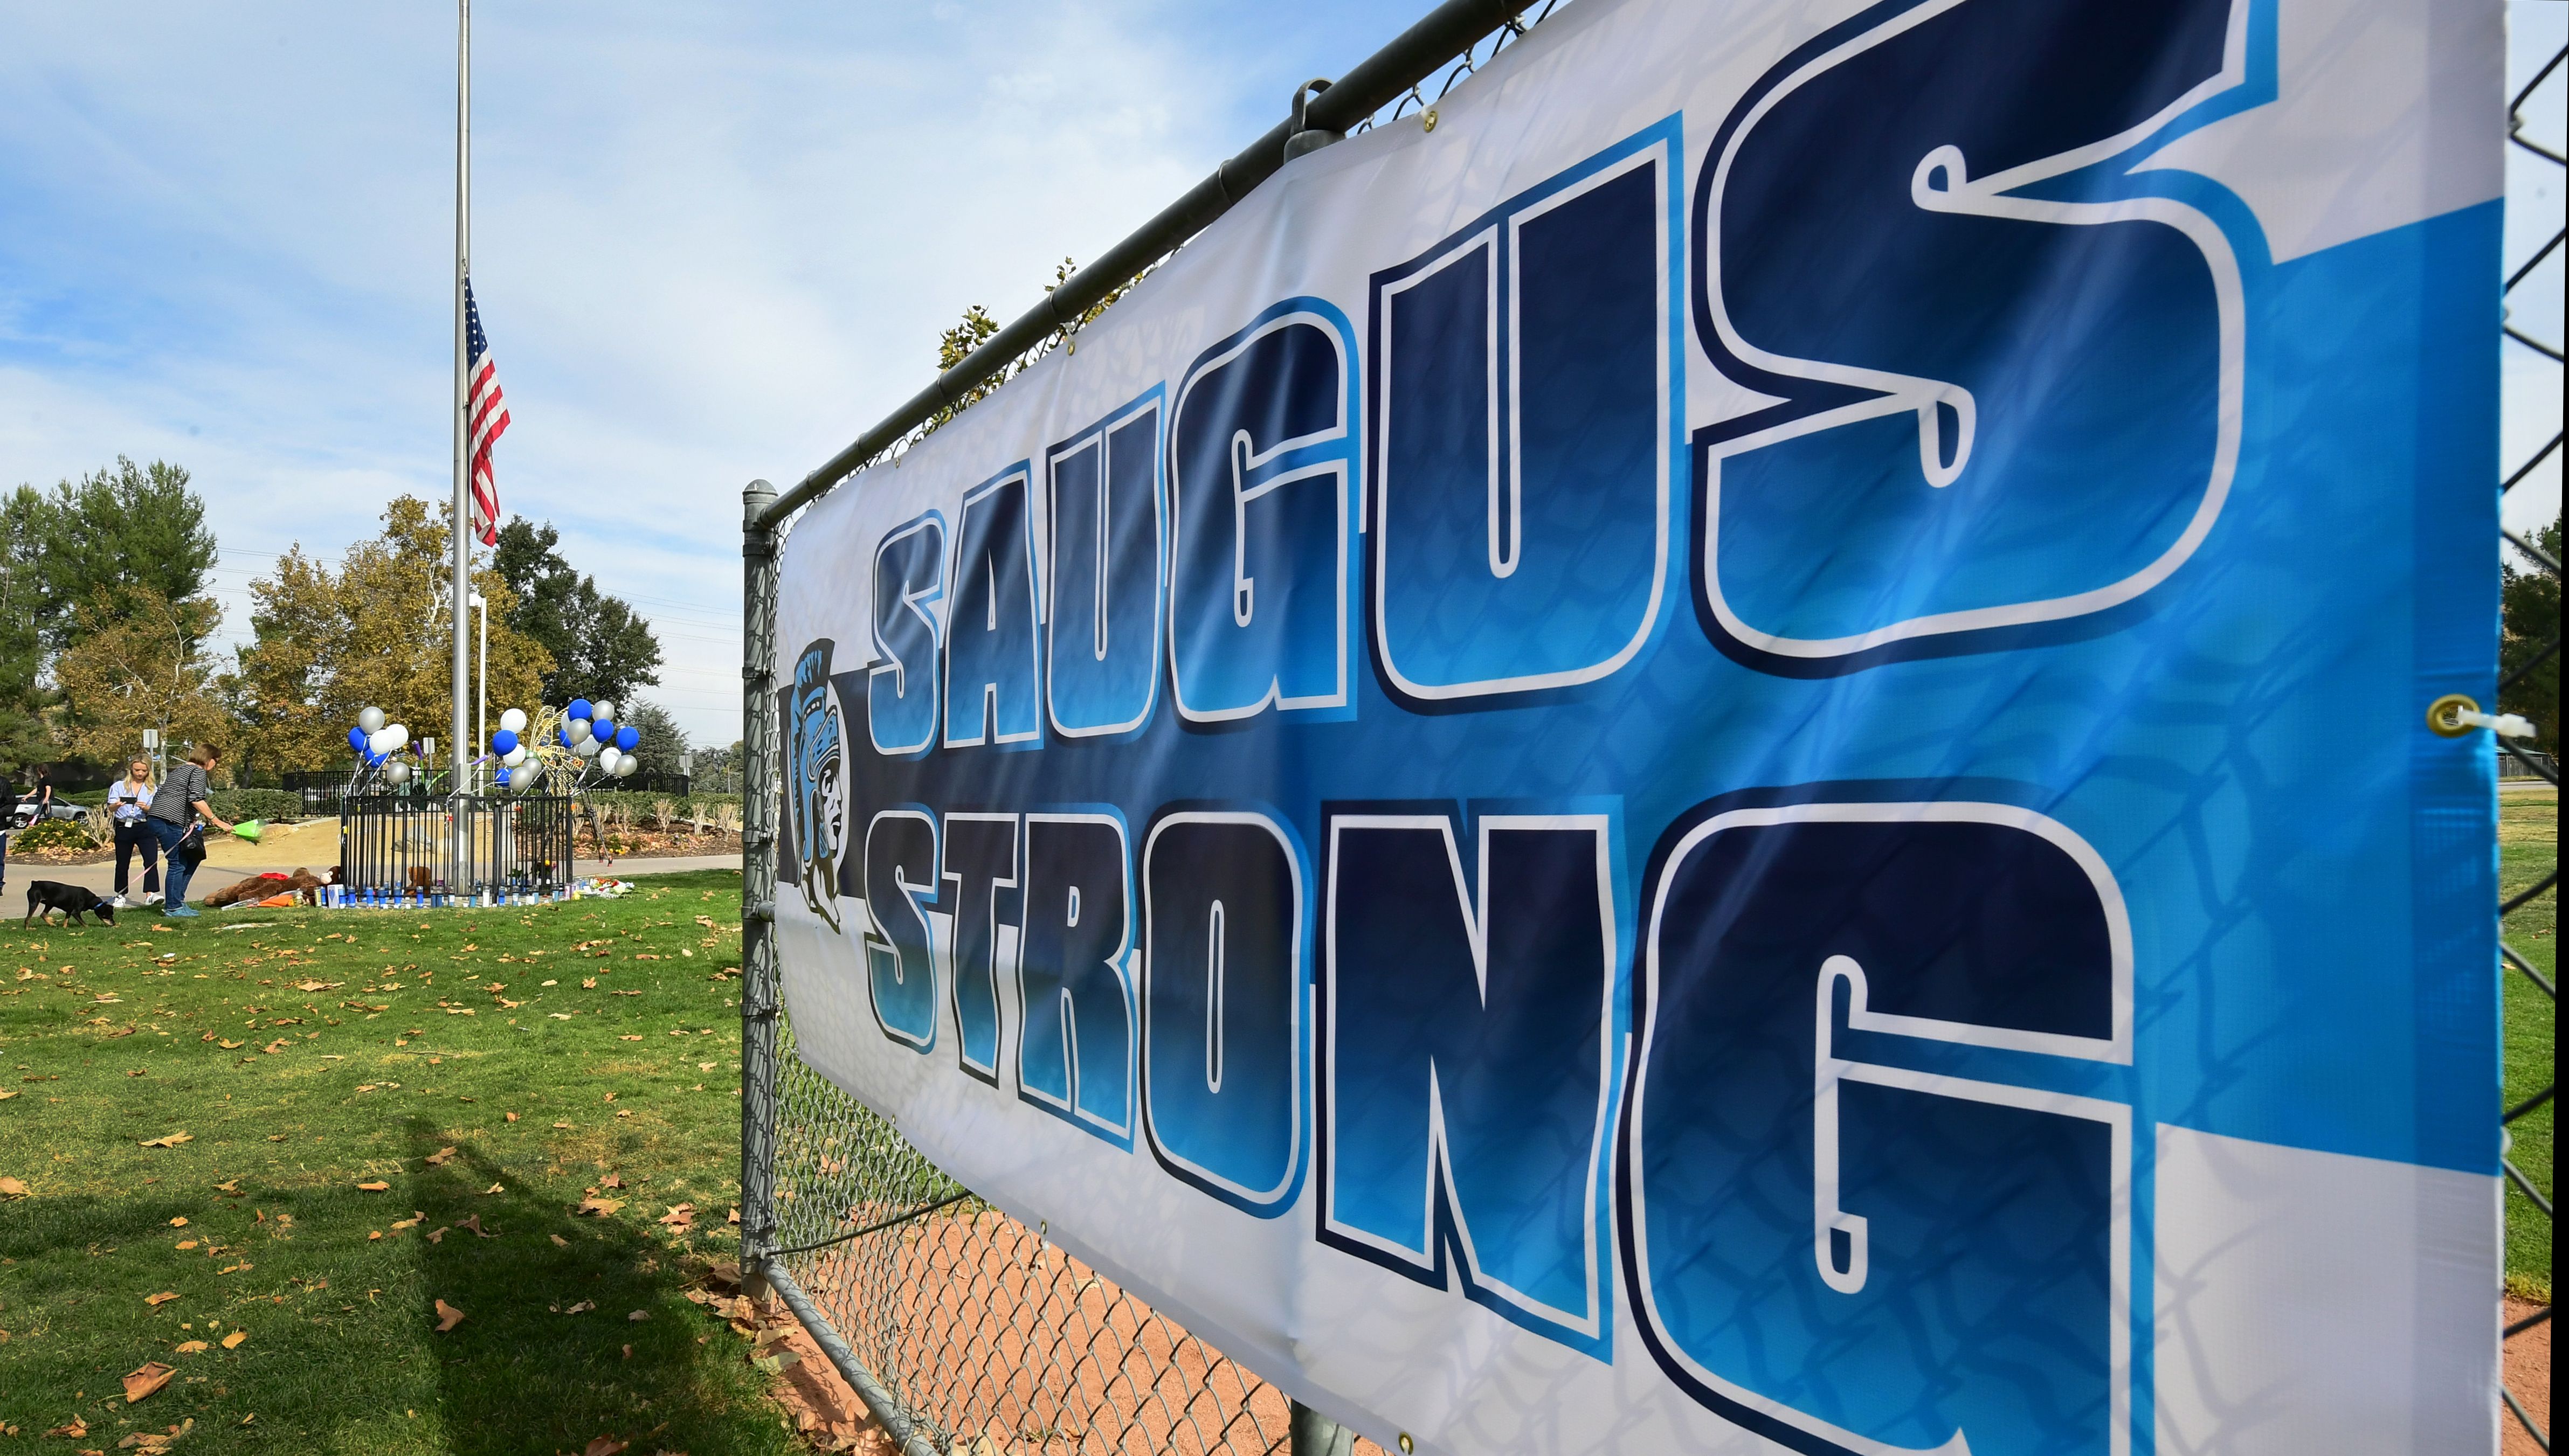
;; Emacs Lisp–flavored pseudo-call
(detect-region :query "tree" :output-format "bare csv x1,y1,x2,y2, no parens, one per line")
51,585,230,775
23,458,218,654
2501,515,2560,753
613,699,689,778
0,490,54,775
489,516,664,706
228,497,555,775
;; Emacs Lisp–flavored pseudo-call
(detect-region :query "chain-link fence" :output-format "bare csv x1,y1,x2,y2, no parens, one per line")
735,4,2562,1451
2499,18,2560,1452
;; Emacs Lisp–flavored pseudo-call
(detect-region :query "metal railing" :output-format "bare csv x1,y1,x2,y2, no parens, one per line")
736,4,2560,1451
337,792,579,900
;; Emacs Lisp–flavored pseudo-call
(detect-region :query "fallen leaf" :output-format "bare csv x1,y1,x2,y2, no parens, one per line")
552,1121,573,1129
550,1233,570,1247
575,1197,624,1217
45,1419,88,1438
728,1207,741,1225
583,1439,628,1456
172,1340,209,1354
433,1298,466,1332
626,1308,650,1322
657,1204,694,1228
144,1291,180,1306
617,1035,643,1042
563,1299,596,1315
391,1212,425,1230
356,1180,391,1192
122,1361,176,1402
217,1039,243,1050
138,1132,193,1148
168,1216,188,1228
426,1227,447,1243
0,1176,26,1198
481,1182,503,1195
0,1088,17,1100
175,1240,197,1251
423,1147,457,1167
505,1112,519,1122
222,1330,248,1349
603,1173,624,1189
460,1214,492,1237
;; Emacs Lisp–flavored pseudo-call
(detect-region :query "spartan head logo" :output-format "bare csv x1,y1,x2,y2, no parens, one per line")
788,640,846,933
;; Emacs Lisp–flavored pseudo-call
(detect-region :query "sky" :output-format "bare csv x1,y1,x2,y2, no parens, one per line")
0,1,2561,750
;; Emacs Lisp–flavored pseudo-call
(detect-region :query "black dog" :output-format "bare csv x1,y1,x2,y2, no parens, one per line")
24,881,115,927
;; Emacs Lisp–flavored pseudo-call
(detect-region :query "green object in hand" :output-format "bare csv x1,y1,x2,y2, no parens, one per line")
230,820,264,843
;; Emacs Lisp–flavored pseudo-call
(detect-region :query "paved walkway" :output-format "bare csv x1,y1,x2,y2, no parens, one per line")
6,851,741,912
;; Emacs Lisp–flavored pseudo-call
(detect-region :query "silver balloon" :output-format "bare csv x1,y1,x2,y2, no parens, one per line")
499,706,528,733
612,754,639,778
357,705,385,733
384,760,411,785
567,718,592,745
509,762,541,791
590,699,616,723
574,735,600,758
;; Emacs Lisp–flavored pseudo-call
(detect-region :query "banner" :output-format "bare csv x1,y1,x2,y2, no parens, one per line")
773,0,2506,1450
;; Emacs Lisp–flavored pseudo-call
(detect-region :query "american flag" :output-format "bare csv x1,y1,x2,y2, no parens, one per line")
464,277,510,545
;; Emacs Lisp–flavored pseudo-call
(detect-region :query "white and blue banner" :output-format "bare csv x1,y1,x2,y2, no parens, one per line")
774,0,2508,1450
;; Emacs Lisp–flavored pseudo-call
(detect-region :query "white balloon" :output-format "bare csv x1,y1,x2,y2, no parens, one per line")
367,727,397,756
358,705,385,733
567,718,592,745
574,735,600,758
612,754,638,778
499,707,528,733
383,723,410,752
385,760,411,785
502,745,527,766
590,699,616,723
596,747,621,774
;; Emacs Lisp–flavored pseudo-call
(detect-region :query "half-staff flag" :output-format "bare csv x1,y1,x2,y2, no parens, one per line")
464,276,510,546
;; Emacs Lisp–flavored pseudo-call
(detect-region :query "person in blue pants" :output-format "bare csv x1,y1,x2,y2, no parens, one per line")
144,743,235,917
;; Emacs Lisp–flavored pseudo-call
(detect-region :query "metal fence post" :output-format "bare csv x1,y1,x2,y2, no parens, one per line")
740,477,783,1300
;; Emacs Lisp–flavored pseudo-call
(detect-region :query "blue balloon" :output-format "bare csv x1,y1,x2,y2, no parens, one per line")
349,726,368,751
568,698,593,721
365,750,384,765
590,717,614,744
614,725,639,752
558,727,572,747
491,728,519,755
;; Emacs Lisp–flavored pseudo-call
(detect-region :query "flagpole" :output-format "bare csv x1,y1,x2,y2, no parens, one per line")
450,0,474,862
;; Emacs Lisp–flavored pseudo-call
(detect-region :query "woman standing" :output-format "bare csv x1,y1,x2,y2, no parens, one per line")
106,758,160,909
146,743,234,918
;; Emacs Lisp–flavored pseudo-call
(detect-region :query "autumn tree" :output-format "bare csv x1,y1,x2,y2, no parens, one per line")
51,585,231,774
228,496,555,775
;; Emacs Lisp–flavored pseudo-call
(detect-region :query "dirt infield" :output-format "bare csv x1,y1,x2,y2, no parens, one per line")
783,1208,1387,1455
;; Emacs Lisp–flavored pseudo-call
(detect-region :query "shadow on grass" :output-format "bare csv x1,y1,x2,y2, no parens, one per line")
402,1118,791,1456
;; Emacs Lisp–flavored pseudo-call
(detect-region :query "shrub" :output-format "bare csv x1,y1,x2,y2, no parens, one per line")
206,788,303,824
10,817,98,852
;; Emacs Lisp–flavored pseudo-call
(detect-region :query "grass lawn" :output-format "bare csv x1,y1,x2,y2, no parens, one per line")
0,870,803,1454
2499,789,2556,1302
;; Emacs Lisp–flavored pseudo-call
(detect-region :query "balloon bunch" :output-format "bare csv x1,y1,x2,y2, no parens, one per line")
488,706,544,792
558,698,643,782
482,697,643,793
345,705,423,786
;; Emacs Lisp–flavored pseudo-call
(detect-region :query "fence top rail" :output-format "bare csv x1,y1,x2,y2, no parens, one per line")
755,0,1547,530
